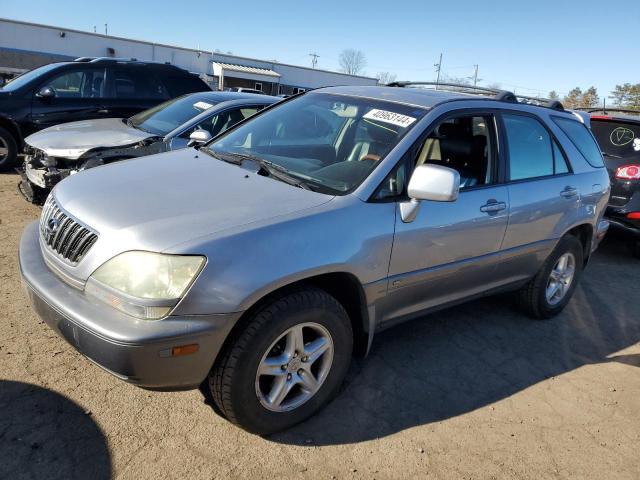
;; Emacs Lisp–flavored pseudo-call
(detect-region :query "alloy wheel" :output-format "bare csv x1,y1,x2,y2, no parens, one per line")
255,322,334,412
0,137,8,161
545,252,576,306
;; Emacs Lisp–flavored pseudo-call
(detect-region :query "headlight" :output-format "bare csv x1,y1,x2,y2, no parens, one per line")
85,251,205,320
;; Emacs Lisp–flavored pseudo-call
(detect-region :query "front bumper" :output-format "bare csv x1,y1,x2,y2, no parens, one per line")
19,221,241,390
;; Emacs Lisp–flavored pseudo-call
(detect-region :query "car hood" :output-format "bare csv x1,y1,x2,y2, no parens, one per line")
25,118,155,159
53,149,334,253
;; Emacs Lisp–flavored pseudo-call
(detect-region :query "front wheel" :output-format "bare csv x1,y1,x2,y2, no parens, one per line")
518,234,584,319
0,126,18,170
208,288,353,435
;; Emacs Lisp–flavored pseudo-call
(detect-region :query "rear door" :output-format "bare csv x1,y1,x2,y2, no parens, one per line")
102,66,170,118
30,67,106,130
497,112,577,283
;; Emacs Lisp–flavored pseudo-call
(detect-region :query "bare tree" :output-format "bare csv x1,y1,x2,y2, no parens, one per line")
339,49,367,76
376,71,397,85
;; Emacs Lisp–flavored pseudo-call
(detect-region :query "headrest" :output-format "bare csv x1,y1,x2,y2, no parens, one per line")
438,122,468,138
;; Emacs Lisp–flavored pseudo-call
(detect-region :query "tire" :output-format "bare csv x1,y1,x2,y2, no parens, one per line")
0,126,18,170
517,234,584,319
208,287,353,435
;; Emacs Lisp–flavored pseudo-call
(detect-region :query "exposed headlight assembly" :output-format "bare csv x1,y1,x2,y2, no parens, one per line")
85,251,205,320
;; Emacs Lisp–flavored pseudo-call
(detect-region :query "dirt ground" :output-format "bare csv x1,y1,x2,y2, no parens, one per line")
1,169,639,480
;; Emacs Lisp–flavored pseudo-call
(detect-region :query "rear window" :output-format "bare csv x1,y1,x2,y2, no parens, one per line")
590,119,640,161
552,117,604,167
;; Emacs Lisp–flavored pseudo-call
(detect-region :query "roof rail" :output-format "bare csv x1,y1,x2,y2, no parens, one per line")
73,57,96,62
386,81,564,111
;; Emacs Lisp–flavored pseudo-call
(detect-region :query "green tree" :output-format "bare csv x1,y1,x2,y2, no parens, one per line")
581,86,600,108
549,90,559,100
563,87,583,109
609,83,632,106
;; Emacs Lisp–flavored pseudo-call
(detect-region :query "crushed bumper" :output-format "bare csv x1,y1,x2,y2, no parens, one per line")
19,221,241,390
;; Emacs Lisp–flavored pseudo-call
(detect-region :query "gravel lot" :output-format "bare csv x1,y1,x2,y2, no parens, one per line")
1,170,639,480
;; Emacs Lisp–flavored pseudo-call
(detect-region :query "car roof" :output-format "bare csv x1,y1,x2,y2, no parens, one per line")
588,111,640,124
184,91,280,102
313,85,496,109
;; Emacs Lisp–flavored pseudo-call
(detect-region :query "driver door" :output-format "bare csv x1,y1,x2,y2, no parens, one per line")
30,67,106,131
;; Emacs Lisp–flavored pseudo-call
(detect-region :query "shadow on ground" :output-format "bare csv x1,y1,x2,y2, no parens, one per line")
0,381,111,480
272,233,640,446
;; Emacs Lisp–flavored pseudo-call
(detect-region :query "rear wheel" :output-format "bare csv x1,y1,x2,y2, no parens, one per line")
208,288,353,435
0,127,18,170
518,235,584,319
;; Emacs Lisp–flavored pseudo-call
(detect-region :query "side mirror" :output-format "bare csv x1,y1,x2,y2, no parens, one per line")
187,129,212,147
36,86,55,99
400,164,460,223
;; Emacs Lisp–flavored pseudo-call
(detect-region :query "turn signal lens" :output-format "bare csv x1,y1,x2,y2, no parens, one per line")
616,165,640,180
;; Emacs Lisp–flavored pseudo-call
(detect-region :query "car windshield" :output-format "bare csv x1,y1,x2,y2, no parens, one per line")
205,92,426,194
1,63,62,91
128,95,220,135
591,118,640,160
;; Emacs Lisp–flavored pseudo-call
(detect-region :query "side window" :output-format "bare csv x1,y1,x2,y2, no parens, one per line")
503,114,555,181
552,116,604,168
181,106,261,139
108,69,169,99
41,69,104,98
415,114,495,189
553,140,569,174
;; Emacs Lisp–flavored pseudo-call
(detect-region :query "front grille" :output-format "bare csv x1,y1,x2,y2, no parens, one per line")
39,195,98,264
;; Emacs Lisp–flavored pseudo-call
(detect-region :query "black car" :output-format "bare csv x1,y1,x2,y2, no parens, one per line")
0,57,211,169
587,110,640,257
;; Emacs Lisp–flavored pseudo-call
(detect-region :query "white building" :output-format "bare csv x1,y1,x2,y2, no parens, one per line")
0,18,378,94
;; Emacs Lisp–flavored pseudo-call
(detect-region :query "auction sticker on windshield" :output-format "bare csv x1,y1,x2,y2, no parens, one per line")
194,101,214,111
363,109,416,128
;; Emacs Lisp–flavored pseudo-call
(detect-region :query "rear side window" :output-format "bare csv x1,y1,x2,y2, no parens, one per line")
108,68,169,99
503,114,555,180
162,73,209,97
553,116,604,167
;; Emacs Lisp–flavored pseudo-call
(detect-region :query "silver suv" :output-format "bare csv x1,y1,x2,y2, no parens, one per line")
19,84,610,434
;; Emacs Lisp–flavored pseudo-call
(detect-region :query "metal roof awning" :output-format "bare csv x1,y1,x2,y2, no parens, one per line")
212,62,280,82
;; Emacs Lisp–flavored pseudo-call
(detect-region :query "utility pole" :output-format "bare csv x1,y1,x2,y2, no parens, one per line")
93,25,96,33
104,23,108,36
472,64,479,87
434,53,443,90
309,52,320,69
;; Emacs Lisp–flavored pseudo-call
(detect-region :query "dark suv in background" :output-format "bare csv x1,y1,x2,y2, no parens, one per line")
586,110,640,257
0,57,211,169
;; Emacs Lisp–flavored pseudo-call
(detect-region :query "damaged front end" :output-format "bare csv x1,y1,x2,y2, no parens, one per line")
19,139,163,204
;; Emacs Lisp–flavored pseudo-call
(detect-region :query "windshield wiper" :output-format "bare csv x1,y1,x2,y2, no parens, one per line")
206,150,319,191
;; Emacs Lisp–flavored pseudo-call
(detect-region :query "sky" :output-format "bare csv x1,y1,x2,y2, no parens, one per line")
1,0,637,101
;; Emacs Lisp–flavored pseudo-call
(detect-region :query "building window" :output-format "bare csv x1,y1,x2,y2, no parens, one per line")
293,87,306,94
255,82,262,91
278,84,285,95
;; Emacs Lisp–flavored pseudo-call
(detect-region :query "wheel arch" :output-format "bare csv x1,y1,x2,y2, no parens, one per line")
0,115,23,147
215,272,372,373
564,223,593,266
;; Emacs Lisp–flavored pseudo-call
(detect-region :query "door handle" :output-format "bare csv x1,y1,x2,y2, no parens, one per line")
560,186,578,198
480,200,507,213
